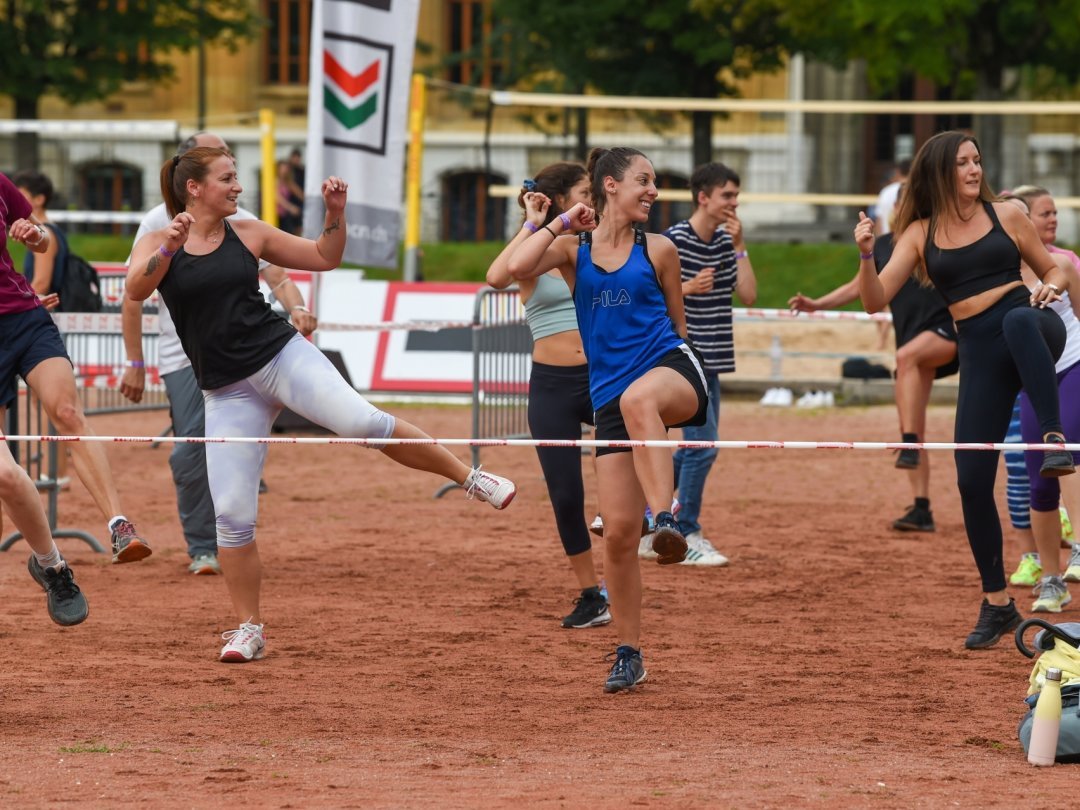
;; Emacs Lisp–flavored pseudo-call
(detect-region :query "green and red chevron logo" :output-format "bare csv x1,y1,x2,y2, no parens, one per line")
324,50,380,129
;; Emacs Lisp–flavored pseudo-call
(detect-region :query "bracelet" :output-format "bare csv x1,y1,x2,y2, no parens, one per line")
26,225,46,246
542,225,557,238
734,250,748,260
859,251,874,260
126,360,145,369
558,213,571,231
522,222,539,234
290,305,311,314
159,244,177,258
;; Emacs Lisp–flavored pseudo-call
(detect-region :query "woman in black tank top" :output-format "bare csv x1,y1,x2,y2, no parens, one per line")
126,147,518,664
852,130,1074,650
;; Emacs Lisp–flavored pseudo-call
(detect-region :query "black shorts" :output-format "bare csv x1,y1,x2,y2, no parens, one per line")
0,306,71,408
896,313,959,380
593,345,709,457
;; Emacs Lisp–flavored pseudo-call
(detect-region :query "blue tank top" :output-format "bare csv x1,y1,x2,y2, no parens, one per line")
524,272,578,341
924,201,1022,305
573,228,683,409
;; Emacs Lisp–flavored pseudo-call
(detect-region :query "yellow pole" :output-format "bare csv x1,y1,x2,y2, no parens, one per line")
259,108,278,226
403,73,426,281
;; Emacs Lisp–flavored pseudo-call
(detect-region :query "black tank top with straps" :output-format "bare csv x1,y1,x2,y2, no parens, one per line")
158,221,295,390
923,201,1022,305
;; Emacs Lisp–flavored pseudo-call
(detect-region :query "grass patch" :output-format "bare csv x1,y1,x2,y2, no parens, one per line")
59,740,128,754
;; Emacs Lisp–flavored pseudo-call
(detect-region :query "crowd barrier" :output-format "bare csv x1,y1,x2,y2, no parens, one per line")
435,287,532,497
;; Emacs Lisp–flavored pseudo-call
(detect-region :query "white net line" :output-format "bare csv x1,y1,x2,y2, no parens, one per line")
2,435,1075,452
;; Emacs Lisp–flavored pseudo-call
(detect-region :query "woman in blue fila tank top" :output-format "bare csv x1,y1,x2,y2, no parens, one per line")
486,162,612,631
854,130,1074,651
508,147,709,693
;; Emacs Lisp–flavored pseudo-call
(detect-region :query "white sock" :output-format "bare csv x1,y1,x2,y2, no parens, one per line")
34,544,64,571
108,515,128,531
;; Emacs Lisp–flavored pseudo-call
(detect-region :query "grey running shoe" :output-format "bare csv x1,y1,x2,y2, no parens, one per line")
964,598,1022,649
27,556,89,627
1065,544,1080,583
188,553,221,575
562,587,612,629
1040,436,1076,477
604,645,647,693
111,520,152,564
1033,575,1073,613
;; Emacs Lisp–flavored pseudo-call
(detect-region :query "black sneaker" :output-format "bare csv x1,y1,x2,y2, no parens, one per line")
562,587,612,629
604,645,647,693
111,519,152,564
27,557,89,627
651,511,687,565
894,448,920,469
964,598,1022,649
1040,436,1076,478
892,504,935,532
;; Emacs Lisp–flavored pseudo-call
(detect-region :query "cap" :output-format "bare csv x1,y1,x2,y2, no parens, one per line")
1046,667,1062,682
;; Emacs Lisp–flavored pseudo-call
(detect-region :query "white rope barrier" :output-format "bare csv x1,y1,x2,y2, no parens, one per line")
3,434,1078,452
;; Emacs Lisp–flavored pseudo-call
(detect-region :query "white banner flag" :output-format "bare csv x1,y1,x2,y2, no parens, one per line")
304,0,420,268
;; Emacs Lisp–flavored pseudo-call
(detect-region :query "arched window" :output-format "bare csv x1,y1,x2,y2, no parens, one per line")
77,162,143,236
649,172,692,233
441,170,507,242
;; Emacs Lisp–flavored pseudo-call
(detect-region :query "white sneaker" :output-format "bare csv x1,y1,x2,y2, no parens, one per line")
188,553,221,575
759,388,778,406
796,391,818,408
638,533,658,560
680,532,729,567
773,388,793,407
220,621,266,663
465,466,516,509
822,391,835,407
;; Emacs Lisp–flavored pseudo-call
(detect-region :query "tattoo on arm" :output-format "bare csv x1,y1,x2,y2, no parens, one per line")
322,219,341,237
143,253,160,278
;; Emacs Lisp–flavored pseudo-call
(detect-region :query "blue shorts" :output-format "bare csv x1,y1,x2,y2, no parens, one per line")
0,306,71,408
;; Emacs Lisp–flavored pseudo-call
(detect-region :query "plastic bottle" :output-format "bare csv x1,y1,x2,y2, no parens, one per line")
1027,667,1063,766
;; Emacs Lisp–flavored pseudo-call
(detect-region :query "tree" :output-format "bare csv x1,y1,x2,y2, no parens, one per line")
0,0,261,169
778,0,1080,187
491,0,793,166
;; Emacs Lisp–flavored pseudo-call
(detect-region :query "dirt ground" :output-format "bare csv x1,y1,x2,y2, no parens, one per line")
1,401,1077,809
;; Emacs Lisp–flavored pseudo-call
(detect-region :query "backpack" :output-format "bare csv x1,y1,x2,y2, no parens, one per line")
44,224,103,312
1015,619,1080,763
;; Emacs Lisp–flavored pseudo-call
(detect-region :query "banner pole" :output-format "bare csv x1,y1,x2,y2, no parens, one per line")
403,73,426,282
259,108,278,227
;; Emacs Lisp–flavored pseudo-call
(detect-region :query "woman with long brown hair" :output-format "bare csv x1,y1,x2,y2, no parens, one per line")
128,146,517,663
854,130,1074,649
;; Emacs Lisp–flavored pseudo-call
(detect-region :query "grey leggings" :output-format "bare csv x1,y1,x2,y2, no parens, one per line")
204,335,395,547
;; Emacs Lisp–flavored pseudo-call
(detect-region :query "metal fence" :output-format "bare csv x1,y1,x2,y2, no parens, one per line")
435,287,532,497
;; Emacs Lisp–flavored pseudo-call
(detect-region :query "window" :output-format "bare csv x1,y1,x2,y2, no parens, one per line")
77,162,143,236
445,0,502,87
264,0,312,85
648,173,692,234
441,170,507,241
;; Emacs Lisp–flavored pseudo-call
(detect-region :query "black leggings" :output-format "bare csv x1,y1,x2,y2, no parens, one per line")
528,362,594,557
953,287,1066,592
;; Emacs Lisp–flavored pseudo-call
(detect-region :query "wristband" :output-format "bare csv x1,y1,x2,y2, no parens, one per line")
290,305,311,314
734,250,748,260
558,213,571,231
543,225,557,238
522,222,539,234
126,360,145,369
159,244,177,258
859,251,874,261
26,225,46,246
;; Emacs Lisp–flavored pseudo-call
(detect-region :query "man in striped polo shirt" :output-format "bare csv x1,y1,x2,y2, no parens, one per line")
662,163,757,567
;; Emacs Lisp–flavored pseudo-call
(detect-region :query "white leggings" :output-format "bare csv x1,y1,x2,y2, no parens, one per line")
204,334,395,548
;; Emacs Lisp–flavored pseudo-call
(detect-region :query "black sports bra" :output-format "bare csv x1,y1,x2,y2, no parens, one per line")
923,201,1022,305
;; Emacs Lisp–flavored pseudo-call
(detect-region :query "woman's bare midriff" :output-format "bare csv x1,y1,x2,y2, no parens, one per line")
947,280,1026,321
533,329,587,366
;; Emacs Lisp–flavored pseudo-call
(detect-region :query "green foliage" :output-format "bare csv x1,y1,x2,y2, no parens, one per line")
0,0,261,107
777,0,1080,96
